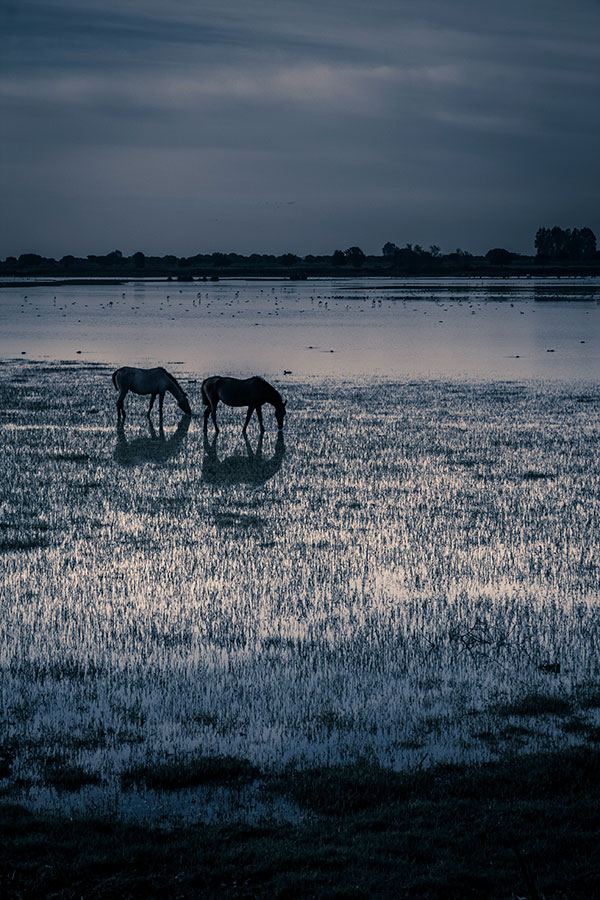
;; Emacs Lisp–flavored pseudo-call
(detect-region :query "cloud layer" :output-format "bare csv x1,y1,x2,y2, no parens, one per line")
2,0,599,256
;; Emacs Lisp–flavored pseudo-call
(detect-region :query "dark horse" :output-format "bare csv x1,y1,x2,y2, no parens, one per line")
112,366,192,421
202,431,285,485
202,376,286,433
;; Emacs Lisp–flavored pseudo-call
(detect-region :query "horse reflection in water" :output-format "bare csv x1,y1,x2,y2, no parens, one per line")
113,415,192,466
202,432,285,485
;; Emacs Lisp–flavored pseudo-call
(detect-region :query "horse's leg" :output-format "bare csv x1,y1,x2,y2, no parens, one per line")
158,392,164,422
210,399,220,434
117,388,127,420
256,405,265,433
242,406,255,433
203,390,215,432
147,393,157,417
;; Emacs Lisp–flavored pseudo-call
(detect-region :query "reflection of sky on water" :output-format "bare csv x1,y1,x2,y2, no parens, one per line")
1,277,599,380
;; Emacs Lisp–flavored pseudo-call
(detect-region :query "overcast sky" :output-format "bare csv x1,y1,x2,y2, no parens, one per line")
1,0,599,258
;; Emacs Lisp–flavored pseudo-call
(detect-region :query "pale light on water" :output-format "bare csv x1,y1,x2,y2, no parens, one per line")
1,276,599,379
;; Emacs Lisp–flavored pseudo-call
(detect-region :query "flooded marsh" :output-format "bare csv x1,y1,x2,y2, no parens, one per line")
0,359,599,823
2,275,600,380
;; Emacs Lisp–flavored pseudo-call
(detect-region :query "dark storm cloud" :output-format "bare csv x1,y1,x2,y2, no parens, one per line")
1,0,599,256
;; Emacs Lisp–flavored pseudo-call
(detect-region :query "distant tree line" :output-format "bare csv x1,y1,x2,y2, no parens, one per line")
534,226,597,261
2,227,598,279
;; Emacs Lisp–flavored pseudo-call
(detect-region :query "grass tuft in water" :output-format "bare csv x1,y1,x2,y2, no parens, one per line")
44,758,102,792
121,755,260,790
494,692,572,717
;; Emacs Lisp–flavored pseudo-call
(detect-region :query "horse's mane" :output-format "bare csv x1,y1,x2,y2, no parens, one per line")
256,376,282,405
159,367,187,396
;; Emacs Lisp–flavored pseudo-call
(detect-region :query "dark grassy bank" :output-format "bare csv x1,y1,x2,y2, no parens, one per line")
2,747,599,899
2,261,600,282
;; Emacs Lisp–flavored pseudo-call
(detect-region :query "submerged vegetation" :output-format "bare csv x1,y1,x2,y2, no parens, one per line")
1,358,599,894
0,360,599,833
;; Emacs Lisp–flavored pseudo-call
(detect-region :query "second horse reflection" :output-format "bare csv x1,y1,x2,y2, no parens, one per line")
113,415,192,466
202,432,286,485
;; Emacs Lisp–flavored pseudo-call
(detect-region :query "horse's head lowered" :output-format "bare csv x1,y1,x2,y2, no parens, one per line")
178,393,192,416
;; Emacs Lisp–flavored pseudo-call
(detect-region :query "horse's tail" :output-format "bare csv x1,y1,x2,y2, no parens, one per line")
201,379,209,406
112,370,119,391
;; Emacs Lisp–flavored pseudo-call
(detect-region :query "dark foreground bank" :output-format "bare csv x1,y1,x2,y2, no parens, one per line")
1,747,598,899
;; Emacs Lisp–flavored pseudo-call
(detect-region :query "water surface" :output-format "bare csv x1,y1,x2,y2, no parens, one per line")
1,276,599,379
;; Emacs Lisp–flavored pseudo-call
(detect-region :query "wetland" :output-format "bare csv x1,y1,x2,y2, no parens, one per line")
1,277,599,896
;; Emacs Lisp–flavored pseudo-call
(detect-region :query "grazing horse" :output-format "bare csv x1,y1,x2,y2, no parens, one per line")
201,375,286,433
112,366,192,421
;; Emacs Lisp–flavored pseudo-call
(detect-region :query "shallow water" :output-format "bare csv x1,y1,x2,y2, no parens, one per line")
1,363,599,824
1,276,599,379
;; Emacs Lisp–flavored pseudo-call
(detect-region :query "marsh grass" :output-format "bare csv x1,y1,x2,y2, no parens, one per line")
3,746,599,898
213,511,264,529
0,361,599,824
0,744,15,778
43,757,102,792
576,683,600,709
0,535,49,553
493,692,572,717
121,754,260,790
